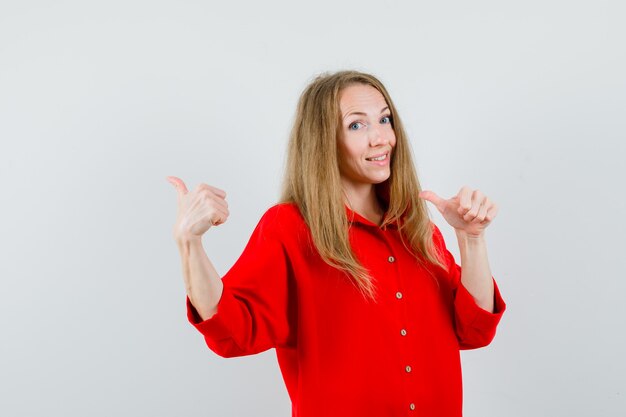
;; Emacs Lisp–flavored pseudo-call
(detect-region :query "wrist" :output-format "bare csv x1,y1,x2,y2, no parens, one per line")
454,228,485,243
176,234,203,252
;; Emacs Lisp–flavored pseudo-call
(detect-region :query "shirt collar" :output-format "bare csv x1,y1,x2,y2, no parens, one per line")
345,205,399,229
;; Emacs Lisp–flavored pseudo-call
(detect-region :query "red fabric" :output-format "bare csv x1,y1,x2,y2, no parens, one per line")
186,203,506,417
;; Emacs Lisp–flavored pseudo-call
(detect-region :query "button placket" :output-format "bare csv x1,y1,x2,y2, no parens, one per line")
381,229,415,414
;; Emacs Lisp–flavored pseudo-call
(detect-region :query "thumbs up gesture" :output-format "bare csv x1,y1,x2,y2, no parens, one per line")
166,176,229,242
418,186,498,238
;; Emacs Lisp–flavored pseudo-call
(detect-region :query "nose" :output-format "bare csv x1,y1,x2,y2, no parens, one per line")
368,124,389,147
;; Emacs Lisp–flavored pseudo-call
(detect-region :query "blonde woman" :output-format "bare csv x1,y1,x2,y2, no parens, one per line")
167,70,506,417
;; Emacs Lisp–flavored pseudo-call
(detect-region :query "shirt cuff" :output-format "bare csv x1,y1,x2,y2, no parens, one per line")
454,276,506,332
186,285,235,342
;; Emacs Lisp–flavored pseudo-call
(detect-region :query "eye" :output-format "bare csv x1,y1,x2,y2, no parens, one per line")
349,122,363,131
380,115,392,124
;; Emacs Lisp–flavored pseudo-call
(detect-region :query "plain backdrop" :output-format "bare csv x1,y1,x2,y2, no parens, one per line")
1,1,625,416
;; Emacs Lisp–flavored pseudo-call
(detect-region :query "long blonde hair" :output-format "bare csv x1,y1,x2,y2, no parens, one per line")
279,70,446,302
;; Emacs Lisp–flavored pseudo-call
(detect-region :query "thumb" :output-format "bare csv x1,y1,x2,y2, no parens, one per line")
419,190,445,210
166,176,188,201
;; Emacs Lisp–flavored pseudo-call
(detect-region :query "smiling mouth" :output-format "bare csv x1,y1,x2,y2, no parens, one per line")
366,153,388,161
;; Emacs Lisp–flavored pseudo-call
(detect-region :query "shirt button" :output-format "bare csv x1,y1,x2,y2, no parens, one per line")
395,291,403,299
409,403,416,411
388,255,395,263
400,329,407,336
405,365,412,373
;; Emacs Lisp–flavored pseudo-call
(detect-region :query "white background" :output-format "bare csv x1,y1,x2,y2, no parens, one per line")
1,1,624,416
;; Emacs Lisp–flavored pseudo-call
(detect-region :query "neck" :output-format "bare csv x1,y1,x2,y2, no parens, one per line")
341,180,384,225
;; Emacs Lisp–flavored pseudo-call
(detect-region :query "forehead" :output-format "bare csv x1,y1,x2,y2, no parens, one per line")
339,84,388,113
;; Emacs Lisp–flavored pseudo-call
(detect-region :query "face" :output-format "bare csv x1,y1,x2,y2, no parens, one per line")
337,83,397,194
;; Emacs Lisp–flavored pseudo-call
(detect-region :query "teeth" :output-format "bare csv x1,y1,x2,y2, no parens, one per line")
368,154,387,161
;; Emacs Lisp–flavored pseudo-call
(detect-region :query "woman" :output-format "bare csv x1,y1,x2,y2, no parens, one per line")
167,70,506,417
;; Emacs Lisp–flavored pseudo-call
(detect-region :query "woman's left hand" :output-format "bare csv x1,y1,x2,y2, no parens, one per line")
418,186,498,238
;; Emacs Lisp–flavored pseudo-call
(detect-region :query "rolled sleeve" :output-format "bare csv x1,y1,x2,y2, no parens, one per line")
454,275,506,349
186,287,235,342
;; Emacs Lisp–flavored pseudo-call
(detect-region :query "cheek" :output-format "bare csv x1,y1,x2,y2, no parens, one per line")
339,139,361,161
337,141,354,168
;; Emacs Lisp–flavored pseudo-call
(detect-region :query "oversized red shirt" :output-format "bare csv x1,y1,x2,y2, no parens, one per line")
186,202,506,417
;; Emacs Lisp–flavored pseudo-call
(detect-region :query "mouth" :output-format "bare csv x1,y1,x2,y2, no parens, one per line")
365,152,389,162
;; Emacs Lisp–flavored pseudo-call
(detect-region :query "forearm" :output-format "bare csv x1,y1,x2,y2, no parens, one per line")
455,230,494,313
177,237,224,321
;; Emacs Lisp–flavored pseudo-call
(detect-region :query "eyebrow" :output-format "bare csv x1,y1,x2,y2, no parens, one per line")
343,106,390,119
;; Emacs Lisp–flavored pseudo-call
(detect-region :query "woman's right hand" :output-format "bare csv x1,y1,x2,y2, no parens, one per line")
166,176,229,242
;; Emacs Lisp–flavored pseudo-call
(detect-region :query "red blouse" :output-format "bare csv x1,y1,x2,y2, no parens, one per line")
186,202,506,417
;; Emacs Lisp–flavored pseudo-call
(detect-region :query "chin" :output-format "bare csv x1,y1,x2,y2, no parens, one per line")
371,178,389,185
371,172,391,184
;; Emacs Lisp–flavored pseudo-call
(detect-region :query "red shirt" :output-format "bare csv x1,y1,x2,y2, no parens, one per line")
186,202,506,417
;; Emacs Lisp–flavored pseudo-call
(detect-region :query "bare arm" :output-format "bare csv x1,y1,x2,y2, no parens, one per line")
177,236,224,320
455,231,494,313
